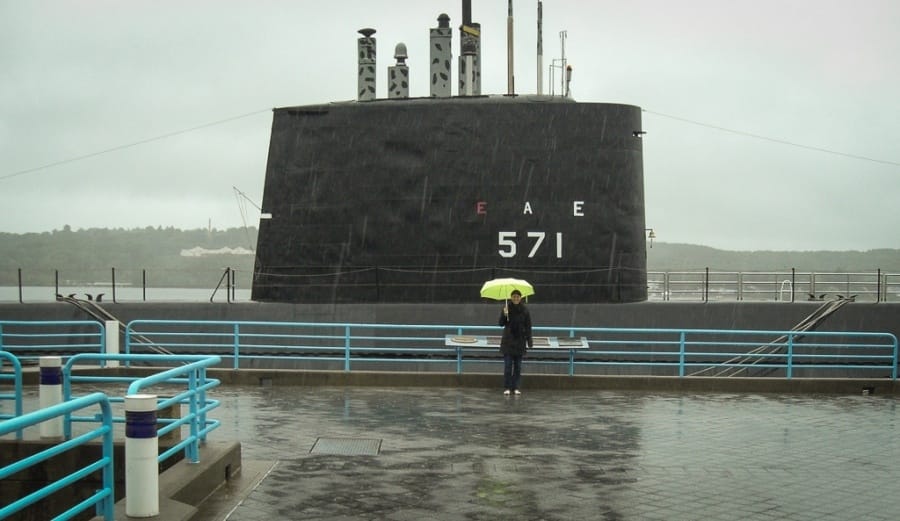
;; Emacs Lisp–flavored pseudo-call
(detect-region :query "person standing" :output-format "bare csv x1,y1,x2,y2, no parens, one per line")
498,289,533,396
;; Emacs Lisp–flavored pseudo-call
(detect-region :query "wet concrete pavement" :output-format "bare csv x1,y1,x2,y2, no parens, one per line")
198,387,900,520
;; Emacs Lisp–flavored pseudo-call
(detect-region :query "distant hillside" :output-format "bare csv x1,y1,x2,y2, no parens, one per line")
2,229,898,290
0,226,258,288
647,242,900,273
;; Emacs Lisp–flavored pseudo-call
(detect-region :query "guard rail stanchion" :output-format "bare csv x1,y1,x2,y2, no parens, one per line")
39,356,63,439
105,320,120,368
126,394,159,517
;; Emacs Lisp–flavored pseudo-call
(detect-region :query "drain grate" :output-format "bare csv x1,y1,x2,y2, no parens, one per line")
310,437,382,456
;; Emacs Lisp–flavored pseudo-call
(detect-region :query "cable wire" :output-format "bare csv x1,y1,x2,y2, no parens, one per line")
1,108,272,181
643,109,900,168
5,107,897,182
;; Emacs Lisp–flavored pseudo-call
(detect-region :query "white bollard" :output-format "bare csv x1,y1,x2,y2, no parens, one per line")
126,394,159,517
104,320,120,368
39,356,63,438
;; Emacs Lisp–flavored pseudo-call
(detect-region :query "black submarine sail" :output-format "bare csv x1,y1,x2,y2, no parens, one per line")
252,1,647,304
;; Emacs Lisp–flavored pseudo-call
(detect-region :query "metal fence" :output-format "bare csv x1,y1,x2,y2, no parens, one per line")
0,392,115,520
0,320,105,363
124,320,899,380
648,269,898,302
0,351,23,439
3,269,900,303
59,354,221,464
1,354,221,520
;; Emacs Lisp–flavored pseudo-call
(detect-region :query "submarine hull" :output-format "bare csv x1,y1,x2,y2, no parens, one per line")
252,97,647,303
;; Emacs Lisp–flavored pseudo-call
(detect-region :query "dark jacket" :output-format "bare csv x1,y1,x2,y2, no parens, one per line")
498,302,533,356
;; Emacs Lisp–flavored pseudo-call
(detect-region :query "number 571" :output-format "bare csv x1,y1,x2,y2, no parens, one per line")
498,231,563,258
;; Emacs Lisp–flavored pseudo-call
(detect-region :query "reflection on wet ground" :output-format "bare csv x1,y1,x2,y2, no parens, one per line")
205,387,900,520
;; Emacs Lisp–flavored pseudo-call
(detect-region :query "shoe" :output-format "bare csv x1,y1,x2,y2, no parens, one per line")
514,390,522,396
503,389,511,396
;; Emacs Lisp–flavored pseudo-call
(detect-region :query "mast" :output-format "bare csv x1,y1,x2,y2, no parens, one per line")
537,1,543,95
507,0,515,95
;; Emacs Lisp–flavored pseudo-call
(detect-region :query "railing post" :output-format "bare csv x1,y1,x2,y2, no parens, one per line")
198,366,209,442
126,394,159,518
344,325,351,372
791,268,796,303
786,333,794,379
704,268,709,302
187,369,199,462
100,397,115,520
17,268,23,304
891,337,897,380
142,269,147,302
233,323,241,370
454,327,465,374
39,356,63,439
876,269,882,303
678,332,686,377
565,327,578,375
105,321,120,368
227,267,233,303
111,267,118,303
124,323,132,362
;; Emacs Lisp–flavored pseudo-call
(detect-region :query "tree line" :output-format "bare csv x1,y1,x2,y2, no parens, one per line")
646,243,900,273
0,226,258,288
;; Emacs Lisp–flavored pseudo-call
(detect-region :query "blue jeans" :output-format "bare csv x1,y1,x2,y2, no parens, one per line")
503,354,522,390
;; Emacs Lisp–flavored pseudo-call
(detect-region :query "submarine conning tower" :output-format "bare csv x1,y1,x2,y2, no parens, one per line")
252,3,647,304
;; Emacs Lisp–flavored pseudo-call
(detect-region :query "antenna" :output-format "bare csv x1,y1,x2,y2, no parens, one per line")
537,1,543,95
507,0,515,95
549,30,567,96
559,30,567,96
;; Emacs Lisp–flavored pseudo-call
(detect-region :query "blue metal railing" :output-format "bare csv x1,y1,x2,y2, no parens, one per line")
554,327,898,379
124,320,899,380
0,351,24,439
125,320,484,371
61,354,221,464
0,320,105,362
0,392,115,521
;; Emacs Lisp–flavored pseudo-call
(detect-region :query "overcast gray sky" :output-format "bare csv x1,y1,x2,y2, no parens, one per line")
2,0,898,251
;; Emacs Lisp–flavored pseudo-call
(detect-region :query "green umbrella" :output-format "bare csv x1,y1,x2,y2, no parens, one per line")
479,278,535,301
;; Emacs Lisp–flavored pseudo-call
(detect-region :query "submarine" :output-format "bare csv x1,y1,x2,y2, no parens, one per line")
252,1,647,304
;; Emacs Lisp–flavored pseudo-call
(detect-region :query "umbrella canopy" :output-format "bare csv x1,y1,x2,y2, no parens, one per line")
479,278,535,301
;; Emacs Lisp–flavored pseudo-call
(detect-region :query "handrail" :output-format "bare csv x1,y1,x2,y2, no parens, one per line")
0,320,105,362
0,392,115,521
0,351,24,439
125,355,221,463
647,269,894,302
125,319,898,380
62,354,222,464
